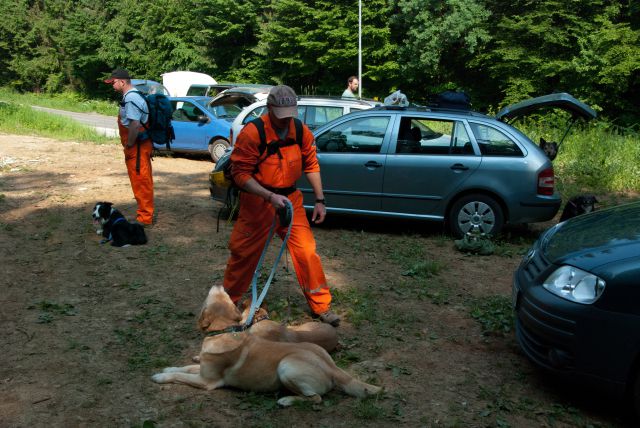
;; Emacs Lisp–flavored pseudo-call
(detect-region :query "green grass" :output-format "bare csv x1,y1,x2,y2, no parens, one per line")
0,87,116,115
0,101,116,144
469,295,514,336
28,300,78,323
518,119,640,194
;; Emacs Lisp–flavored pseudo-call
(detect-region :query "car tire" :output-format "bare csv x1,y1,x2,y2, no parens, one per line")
448,194,504,238
209,139,230,163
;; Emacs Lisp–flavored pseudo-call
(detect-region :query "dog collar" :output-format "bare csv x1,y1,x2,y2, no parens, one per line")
203,313,271,337
204,324,247,337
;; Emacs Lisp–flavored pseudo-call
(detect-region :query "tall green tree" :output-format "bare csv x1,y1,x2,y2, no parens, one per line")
0,0,30,86
6,0,66,92
390,0,491,103
253,0,397,97
479,0,605,104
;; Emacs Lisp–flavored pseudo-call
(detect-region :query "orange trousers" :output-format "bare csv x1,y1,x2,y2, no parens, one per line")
118,120,154,224
223,190,332,315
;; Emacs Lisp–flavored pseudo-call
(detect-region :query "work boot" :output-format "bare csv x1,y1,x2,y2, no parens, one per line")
318,310,340,327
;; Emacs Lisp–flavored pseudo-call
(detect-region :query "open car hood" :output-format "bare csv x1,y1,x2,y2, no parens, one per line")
496,92,597,122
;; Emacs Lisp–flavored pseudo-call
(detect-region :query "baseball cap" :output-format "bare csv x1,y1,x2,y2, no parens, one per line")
104,68,131,84
267,85,298,119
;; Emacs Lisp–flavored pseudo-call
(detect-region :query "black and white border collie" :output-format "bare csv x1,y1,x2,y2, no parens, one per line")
92,202,147,247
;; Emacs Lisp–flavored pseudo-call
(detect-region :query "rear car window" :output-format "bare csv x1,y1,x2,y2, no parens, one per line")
395,118,473,155
469,123,523,157
316,116,390,153
302,106,344,130
186,85,208,96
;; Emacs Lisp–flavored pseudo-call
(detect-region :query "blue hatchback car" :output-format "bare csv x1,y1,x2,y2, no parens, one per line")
153,96,231,159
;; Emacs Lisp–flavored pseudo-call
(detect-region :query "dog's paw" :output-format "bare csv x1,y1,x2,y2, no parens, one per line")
151,373,169,383
96,229,103,235
192,355,201,363
277,394,321,407
277,396,298,407
162,367,184,373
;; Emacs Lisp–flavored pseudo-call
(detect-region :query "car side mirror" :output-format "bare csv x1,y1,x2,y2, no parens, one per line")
197,115,210,124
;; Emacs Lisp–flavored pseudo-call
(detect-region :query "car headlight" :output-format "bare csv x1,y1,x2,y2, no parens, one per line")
542,265,605,304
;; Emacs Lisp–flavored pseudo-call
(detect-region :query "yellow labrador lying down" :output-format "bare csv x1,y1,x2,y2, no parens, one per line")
151,285,381,405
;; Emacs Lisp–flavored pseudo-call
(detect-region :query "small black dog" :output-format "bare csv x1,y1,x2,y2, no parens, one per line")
559,195,598,222
539,137,558,161
92,202,147,247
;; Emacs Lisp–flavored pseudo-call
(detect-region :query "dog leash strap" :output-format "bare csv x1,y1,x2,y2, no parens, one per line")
245,199,294,327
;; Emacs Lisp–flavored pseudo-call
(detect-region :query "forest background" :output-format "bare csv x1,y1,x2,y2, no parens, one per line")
0,0,638,126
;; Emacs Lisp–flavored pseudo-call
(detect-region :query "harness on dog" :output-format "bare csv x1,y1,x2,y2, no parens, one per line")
244,198,294,328
101,217,126,244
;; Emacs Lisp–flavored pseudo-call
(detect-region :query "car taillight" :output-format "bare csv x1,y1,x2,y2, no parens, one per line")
537,167,555,195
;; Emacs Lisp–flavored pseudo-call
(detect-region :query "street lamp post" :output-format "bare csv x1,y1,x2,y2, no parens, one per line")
358,0,362,98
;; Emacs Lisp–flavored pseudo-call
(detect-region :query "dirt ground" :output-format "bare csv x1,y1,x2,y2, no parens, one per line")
0,134,633,427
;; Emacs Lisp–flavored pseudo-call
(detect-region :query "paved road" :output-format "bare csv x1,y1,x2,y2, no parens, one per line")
31,105,119,137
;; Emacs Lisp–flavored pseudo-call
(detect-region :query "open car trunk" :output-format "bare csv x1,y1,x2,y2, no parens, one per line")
496,92,597,160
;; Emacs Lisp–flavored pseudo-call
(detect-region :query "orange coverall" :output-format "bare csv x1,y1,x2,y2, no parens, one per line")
223,114,332,315
117,117,154,224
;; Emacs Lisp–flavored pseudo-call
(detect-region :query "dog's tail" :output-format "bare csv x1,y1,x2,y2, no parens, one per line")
333,368,382,398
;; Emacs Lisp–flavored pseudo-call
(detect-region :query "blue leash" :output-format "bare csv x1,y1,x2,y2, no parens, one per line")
244,199,294,327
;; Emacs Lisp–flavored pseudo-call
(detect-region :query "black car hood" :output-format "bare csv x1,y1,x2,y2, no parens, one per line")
496,92,597,122
542,201,640,271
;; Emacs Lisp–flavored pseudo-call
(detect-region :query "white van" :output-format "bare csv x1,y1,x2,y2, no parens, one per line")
161,71,216,97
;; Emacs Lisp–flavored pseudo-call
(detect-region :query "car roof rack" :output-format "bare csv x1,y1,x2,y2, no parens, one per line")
372,104,489,117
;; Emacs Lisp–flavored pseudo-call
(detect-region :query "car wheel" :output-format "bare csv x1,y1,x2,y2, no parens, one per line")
209,139,230,163
449,194,504,238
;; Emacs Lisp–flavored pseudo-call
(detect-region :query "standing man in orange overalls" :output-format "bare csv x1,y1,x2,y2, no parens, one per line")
104,68,154,225
223,85,340,326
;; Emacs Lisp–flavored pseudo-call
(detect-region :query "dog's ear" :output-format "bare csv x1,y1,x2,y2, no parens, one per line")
540,137,547,145
197,303,212,331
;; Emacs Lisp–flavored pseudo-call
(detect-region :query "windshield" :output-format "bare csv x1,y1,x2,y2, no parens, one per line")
206,94,256,120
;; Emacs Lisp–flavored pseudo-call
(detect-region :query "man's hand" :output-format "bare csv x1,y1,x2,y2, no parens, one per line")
127,120,140,147
311,201,326,224
268,192,288,209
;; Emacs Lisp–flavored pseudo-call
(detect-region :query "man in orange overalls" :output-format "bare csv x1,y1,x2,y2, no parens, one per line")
105,68,154,225
223,85,339,326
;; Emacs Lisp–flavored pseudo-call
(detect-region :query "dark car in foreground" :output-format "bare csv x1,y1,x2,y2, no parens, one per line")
513,200,640,413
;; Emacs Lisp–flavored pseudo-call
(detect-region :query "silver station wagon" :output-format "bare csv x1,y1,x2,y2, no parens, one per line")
211,93,595,237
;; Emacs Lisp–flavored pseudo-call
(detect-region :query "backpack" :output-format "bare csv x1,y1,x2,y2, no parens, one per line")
212,117,304,232
213,117,304,189
126,90,175,149
429,90,471,110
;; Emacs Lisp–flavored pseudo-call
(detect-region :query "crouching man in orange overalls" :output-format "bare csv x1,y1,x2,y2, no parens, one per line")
223,85,339,326
104,68,154,225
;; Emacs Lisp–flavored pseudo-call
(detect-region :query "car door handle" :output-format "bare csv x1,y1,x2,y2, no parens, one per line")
364,161,383,168
450,163,469,171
